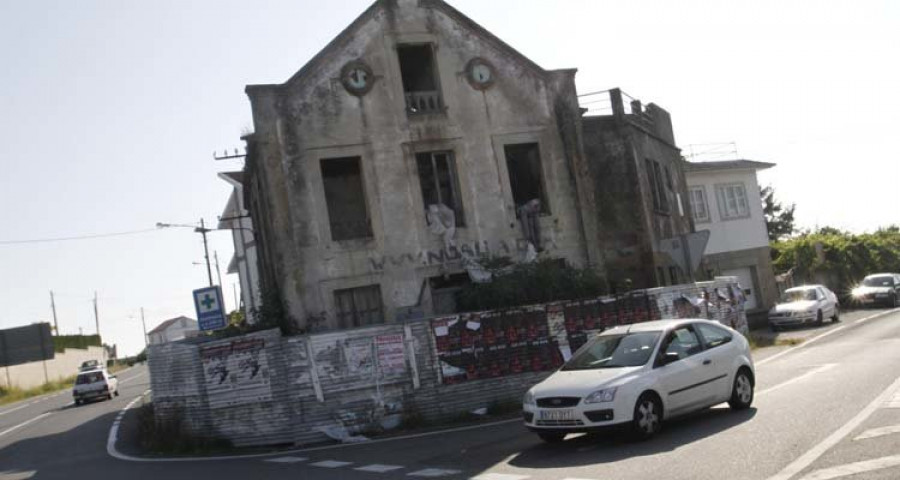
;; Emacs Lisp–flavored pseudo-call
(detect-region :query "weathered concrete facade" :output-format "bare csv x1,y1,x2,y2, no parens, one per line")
244,0,595,331
580,89,694,291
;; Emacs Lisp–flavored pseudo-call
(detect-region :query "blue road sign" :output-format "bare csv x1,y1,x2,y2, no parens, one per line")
193,286,227,331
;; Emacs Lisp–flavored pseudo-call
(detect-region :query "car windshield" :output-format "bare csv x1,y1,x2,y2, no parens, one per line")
862,276,894,287
561,331,661,370
76,372,104,385
781,289,816,303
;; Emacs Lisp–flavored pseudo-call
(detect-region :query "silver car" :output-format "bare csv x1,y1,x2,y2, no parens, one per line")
768,285,840,331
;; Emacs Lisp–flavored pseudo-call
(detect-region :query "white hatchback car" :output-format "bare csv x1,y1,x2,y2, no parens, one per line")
73,368,119,405
523,319,754,442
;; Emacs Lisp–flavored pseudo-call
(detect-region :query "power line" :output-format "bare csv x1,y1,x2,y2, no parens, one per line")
0,228,160,246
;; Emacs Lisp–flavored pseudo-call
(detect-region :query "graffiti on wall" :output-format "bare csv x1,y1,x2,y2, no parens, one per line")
369,237,559,272
200,338,272,409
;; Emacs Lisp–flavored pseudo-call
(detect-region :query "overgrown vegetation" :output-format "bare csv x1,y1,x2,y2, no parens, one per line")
137,403,232,455
761,185,796,242
209,285,297,339
456,257,606,312
0,375,77,406
771,226,900,301
53,334,101,353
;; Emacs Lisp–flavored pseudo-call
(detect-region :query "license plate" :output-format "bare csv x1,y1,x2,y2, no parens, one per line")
540,409,575,421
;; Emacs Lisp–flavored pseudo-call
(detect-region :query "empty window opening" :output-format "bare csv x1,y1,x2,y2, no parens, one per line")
416,151,465,226
320,157,372,241
504,143,549,215
429,273,472,315
398,44,443,114
646,159,669,213
334,285,384,329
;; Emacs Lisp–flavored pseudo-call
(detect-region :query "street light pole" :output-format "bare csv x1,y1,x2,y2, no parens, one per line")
139,307,148,349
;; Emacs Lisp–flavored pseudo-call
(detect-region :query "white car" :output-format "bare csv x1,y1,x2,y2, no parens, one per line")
523,319,754,443
768,285,840,331
852,273,900,308
73,368,119,405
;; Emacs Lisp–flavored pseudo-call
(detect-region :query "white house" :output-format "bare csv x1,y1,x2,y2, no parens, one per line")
684,160,778,314
219,171,261,323
148,316,198,345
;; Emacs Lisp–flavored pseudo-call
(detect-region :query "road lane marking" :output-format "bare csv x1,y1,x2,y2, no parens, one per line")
0,402,37,417
264,456,308,463
408,468,462,477
799,454,900,480
0,412,52,438
886,391,900,408
355,464,405,472
472,474,530,480
757,364,838,397
756,327,846,367
854,308,900,324
310,460,352,468
766,373,900,480
854,424,900,441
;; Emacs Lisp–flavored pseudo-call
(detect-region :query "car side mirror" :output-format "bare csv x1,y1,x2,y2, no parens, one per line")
662,352,680,365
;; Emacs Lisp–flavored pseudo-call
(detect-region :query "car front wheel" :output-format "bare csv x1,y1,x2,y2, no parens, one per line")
632,393,662,440
729,369,754,410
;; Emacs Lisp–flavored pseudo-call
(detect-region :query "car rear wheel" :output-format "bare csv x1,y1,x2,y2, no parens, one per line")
631,393,662,440
832,306,841,322
537,432,566,443
74,399,82,406
815,310,824,326
729,369,754,410
893,294,899,308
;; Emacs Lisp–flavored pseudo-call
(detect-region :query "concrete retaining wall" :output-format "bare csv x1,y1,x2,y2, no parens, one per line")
1,346,105,390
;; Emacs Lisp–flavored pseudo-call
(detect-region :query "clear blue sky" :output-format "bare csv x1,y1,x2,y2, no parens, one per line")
1,0,898,356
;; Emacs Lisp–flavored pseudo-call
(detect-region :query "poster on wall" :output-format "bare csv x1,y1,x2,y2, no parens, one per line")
375,334,407,377
200,338,272,409
343,337,375,377
432,309,563,385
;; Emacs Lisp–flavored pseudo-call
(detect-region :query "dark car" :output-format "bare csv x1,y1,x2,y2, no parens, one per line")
852,273,900,308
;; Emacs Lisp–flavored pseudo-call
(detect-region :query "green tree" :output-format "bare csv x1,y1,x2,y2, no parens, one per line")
761,185,796,242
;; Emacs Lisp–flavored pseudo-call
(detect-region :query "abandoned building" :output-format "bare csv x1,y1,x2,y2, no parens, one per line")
239,0,698,331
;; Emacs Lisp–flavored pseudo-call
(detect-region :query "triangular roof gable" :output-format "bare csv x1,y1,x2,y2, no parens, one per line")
247,0,549,94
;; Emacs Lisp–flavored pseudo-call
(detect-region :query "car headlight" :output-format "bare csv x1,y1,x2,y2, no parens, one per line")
523,390,536,405
584,387,617,404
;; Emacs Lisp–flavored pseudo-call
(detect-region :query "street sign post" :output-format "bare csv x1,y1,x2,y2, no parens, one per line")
193,286,227,331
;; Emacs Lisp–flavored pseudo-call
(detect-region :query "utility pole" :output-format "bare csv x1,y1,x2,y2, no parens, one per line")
140,307,148,349
214,250,223,287
233,283,239,312
93,291,100,338
199,218,213,287
50,290,59,335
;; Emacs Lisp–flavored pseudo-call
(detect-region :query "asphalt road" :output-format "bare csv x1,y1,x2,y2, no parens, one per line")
3,308,900,480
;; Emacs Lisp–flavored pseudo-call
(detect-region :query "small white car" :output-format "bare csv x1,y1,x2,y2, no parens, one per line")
523,319,754,442
73,369,119,405
768,285,840,331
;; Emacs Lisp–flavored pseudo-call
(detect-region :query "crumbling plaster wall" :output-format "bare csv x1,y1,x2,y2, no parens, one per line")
246,1,589,330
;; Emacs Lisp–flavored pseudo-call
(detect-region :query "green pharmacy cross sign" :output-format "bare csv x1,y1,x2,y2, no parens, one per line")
193,286,226,331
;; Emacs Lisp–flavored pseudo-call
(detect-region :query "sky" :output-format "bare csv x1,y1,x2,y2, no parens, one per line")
1,0,898,357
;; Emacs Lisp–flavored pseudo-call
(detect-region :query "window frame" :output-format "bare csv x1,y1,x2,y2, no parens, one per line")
689,186,710,223
396,42,445,116
415,150,467,227
333,284,385,329
695,323,733,350
319,156,374,242
503,142,551,216
715,182,751,220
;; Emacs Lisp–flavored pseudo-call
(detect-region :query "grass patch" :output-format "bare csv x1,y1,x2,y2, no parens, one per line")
137,403,232,455
0,375,77,406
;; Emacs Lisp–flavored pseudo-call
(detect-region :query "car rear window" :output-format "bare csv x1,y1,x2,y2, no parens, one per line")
76,372,104,385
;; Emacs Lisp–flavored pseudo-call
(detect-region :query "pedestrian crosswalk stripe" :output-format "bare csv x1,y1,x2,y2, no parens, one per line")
408,468,462,477
310,460,353,468
799,453,900,480
264,456,308,463
356,464,405,473
854,424,900,441
471,474,530,480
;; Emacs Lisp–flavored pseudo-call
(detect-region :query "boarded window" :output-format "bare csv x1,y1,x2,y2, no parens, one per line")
398,44,443,114
504,143,549,214
334,285,384,329
416,151,465,226
320,157,372,241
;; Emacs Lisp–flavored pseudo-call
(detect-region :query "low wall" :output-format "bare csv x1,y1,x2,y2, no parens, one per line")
148,278,747,447
1,346,105,390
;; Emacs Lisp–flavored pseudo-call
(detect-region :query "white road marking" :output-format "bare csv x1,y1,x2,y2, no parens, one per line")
885,391,900,408
756,327,846,367
310,460,352,468
264,456,308,463
0,412,53,438
767,373,900,480
355,464,405,472
408,468,462,477
854,308,900,324
757,364,838,397
560,478,597,480
0,402,37,417
799,454,900,480
854,424,900,441
471,474,530,480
